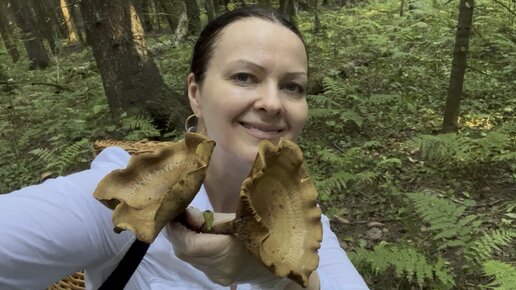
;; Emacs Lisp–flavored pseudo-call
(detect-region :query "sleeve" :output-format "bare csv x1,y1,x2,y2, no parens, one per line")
317,214,369,290
0,147,134,289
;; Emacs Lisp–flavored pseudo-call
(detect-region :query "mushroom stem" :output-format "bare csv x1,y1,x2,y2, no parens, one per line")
201,219,236,235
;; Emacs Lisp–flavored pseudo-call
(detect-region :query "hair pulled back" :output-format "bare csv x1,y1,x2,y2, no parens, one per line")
190,7,305,84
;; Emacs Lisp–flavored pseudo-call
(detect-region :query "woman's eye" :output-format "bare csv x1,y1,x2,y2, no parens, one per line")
232,73,253,85
284,83,304,94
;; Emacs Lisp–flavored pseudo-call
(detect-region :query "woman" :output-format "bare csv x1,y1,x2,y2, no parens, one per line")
0,7,368,290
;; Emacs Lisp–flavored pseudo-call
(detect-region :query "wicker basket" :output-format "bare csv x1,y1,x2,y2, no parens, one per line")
47,272,85,290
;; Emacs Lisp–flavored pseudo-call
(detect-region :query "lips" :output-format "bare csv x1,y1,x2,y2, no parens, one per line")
240,122,284,139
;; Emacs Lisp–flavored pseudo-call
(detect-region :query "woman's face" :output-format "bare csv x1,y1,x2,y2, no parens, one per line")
188,18,308,166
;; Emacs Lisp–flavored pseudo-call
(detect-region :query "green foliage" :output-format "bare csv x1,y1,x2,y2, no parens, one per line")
349,243,455,288
30,138,92,176
1,0,514,289
406,191,482,249
119,114,161,141
410,129,515,167
310,146,377,202
468,230,516,264
482,260,516,290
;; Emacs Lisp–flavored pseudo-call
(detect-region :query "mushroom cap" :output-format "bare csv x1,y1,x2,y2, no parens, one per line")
94,139,176,156
93,133,215,243
234,138,323,287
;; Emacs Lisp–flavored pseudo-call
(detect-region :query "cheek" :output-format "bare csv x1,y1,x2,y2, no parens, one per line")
294,102,308,129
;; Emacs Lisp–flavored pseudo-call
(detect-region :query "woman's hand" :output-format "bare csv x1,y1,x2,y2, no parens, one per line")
165,207,290,289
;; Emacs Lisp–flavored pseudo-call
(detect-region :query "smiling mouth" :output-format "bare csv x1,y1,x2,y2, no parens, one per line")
240,122,284,139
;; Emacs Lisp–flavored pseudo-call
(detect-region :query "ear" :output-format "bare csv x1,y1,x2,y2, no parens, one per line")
187,73,203,118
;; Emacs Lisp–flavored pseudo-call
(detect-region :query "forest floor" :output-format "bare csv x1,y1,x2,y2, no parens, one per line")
1,1,515,289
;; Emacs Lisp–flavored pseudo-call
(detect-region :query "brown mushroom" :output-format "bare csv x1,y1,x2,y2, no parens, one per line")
208,138,323,288
93,133,215,243
94,139,176,156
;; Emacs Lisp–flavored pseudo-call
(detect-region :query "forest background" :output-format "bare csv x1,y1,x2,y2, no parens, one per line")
0,0,514,289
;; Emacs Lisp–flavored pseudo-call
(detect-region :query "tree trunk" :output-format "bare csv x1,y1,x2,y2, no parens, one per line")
9,0,50,69
258,0,271,7
52,0,68,39
286,0,298,25
59,0,79,43
308,0,321,33
0,0,20,62
279,0,287,14
31,0,59,53
442,0,474,133
135,0,154,32
159,0,184,32
184,0,200,35
213,0,220,15
173,11,188,45
80,0,187,131
71,3,85,43
205,0,215,22
153,0,161,31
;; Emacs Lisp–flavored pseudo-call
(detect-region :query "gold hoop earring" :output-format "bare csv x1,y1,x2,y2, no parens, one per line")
184,114,197,132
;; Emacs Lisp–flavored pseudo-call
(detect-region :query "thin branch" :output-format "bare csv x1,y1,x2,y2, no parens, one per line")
492,0,516,17
467,65,491,76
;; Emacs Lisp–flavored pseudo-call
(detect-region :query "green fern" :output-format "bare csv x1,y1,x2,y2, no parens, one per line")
317,170,355,200
467,230,516,263
406,192,482,250
482,260,516,290
409,128,515,169
121,114,160,141
410,133,470,167
30,139,92,175
349,243,454,288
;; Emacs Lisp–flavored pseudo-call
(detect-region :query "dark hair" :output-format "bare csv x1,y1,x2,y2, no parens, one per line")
190,7,306,84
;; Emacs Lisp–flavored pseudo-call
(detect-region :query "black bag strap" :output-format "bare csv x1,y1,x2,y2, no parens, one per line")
98,239,150,290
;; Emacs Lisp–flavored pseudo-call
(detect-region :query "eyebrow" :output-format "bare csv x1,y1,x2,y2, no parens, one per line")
227,59,307,78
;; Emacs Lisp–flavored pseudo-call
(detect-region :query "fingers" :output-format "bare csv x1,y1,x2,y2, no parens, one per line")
183,207,205,231
212,212,236,224
166,220,233,257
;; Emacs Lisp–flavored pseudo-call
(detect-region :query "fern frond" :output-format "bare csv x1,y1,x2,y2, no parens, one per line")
121,115,160,141
406,192,481,248
339,109,363,127
349,244,454,288
467,230,516,263
29,148,54,164
307,108,337,120
482,260,516,290
317,147,361,167
53,139,91,174
354,171,378,184
317,170,354,196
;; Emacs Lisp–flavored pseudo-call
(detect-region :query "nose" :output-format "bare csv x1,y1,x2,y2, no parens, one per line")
253,81,283,116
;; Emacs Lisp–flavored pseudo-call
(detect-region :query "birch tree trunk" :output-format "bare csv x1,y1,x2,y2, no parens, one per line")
442,0,475,133
60,0,79,43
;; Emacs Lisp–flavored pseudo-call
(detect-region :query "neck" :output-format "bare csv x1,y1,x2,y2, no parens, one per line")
204,149,252,213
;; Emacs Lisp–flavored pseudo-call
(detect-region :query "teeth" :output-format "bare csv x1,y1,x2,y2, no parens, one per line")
242,122,281,132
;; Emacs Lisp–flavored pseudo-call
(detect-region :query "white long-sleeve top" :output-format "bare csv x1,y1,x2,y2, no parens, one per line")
0,147,368,290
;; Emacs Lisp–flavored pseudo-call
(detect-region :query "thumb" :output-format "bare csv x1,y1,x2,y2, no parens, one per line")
182,207,205,231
